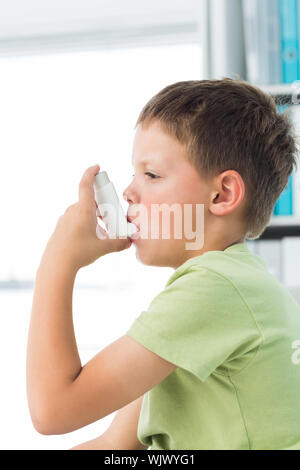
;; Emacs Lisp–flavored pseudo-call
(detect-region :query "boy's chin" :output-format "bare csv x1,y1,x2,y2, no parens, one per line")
133,240,180,268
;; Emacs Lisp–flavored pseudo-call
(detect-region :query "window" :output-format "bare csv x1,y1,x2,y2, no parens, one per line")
0,43,202,449
0,44,202,282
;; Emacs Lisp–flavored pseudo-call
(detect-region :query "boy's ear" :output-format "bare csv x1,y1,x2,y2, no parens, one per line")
209,171,245,217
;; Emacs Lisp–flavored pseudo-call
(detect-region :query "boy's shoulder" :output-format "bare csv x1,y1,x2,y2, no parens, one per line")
167,242,268,289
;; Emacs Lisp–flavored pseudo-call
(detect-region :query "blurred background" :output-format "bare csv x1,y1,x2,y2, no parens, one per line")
0,0,299,449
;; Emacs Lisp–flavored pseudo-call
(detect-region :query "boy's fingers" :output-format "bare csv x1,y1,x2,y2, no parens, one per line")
79,165,100,208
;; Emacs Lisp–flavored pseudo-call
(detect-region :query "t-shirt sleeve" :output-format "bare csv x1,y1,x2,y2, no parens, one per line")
126,265,262,382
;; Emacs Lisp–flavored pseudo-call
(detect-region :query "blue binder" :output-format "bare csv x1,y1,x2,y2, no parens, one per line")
279,0,300,83
274,174,294,215
273,104,294,216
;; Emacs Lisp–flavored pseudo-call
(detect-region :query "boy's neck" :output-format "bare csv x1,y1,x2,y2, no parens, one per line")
172,237,246,269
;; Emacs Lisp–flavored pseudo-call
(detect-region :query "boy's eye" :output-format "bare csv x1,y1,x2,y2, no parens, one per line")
131,173,159,179
145,172,158,179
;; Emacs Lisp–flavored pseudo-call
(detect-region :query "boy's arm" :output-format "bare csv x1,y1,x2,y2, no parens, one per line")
26,258,177,435
71,396,148,450
26,165,176,436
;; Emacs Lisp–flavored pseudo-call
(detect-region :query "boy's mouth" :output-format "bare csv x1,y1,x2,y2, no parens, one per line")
127,215,140,230
127,215,141,240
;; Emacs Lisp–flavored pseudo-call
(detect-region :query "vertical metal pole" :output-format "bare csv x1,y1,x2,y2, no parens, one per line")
197,0,212,79
208,0,247,80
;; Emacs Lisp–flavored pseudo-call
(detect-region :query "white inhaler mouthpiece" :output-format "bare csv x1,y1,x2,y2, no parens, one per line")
93,171,138,238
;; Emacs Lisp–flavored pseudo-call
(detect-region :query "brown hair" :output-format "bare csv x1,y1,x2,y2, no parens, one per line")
134,78,299,240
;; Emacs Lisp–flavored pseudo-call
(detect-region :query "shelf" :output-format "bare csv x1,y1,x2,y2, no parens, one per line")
259,83,297,95
259,218,300,240
257,83,300,106
269,216,300,226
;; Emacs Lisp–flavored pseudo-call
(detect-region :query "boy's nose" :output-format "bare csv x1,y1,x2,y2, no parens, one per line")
123,180,139,205
123,188,129,202
123,186,133,204
123,187,132,204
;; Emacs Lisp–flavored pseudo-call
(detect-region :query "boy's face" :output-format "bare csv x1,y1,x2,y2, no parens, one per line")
123,120,212,269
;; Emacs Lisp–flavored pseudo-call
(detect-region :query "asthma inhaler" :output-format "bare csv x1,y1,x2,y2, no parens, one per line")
93,171,138,238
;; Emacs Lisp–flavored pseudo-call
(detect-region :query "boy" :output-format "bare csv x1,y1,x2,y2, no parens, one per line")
27,79,300,450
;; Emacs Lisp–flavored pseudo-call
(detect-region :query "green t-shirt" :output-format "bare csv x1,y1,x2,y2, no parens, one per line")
126,242,300,450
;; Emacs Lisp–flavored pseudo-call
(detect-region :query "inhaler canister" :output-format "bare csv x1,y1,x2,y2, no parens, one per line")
93,171,138,238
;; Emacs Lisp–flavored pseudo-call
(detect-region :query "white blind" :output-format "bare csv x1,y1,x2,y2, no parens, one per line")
0,23,200,57
0,43,202,282
0,0,202,56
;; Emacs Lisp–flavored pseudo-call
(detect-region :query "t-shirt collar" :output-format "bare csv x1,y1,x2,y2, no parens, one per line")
224,242,249,253
173,242,250,276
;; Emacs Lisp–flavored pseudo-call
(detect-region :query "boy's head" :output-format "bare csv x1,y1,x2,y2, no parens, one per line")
123,78,298,268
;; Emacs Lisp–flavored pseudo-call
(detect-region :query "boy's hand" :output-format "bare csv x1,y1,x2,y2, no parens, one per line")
40,165,132,272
